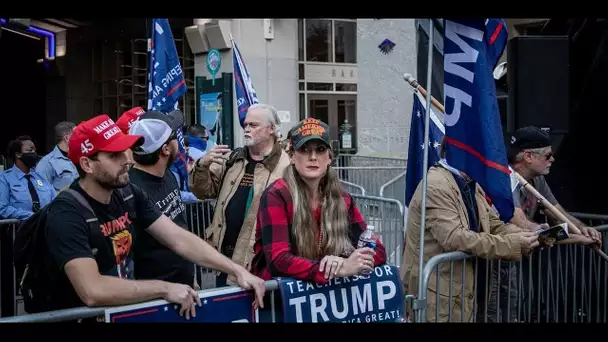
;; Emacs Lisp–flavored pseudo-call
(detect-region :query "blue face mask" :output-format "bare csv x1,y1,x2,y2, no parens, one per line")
186,135,208,152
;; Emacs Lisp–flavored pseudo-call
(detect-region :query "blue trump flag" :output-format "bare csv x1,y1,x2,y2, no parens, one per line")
485,18,508,68
148,18,190,191
231,36,259,128
405,91,445,207
442,19,513,222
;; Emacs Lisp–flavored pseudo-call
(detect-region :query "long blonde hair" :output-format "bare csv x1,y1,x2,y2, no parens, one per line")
283,157,354,260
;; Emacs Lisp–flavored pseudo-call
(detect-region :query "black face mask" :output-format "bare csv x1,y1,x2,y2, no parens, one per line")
20,152,39,169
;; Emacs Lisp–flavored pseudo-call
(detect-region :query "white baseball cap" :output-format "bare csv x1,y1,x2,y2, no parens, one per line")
129,110,184,155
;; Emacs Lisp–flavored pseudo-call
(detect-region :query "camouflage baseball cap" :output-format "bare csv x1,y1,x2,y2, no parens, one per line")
290,118,331,150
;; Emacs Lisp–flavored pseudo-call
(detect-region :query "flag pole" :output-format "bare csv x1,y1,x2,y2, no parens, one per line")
403,73,445,113
415,18,435,323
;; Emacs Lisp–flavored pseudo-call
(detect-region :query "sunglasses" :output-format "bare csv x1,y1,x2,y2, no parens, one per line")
527,150,553,160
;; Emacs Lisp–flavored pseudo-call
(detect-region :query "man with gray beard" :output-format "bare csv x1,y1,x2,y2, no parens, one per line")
190,104,291,287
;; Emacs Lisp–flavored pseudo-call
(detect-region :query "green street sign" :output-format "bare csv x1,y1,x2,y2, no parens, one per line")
206,49,222,86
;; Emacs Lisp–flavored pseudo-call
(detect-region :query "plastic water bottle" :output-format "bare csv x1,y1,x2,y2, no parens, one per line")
357,225,376,275
357,225,376,249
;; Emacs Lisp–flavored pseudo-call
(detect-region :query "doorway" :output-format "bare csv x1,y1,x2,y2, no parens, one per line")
0,30,47,162
307,94,357,153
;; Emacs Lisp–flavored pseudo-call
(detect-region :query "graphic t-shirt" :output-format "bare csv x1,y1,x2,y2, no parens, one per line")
44,181,162,310
223,155,259,255
128,167,194,286
512,175,558,220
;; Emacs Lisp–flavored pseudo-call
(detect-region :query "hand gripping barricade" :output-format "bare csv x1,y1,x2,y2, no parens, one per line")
412,223,608,323
1,197,411,323
0,266,412,323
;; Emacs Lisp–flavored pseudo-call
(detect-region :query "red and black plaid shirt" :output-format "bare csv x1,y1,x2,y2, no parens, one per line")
251,178,386,284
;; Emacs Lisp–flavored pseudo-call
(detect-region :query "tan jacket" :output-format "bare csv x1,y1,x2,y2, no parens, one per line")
189,141,290,285
400,165,523,322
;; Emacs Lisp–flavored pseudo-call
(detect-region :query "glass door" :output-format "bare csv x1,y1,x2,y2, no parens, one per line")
306,94,357,153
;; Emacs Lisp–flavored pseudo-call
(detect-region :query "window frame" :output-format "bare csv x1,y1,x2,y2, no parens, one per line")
297,19,358,121
299,18,357,64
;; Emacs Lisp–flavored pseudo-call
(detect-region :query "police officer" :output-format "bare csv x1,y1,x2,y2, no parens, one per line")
36,121,78,192
0,135,56,220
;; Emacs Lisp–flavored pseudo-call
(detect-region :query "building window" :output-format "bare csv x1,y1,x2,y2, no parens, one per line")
306,19,332,62
309,98,330,124
299,93,306,120
336,83,357,92
307,82,333,91
299,19,357,64
298,19,304,61
334,20,356,63
297,19,358,141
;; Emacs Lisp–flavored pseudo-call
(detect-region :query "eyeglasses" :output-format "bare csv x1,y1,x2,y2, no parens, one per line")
527,150,553,160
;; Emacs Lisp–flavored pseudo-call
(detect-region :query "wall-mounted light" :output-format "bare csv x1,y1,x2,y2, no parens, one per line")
0,18,56,59
0,26,40,40
263,19,274,40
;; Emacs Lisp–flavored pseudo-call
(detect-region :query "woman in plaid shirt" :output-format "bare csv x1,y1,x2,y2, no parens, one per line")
251,119,386,286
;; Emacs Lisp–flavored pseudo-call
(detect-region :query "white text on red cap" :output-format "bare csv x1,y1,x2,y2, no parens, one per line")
93,118,121,141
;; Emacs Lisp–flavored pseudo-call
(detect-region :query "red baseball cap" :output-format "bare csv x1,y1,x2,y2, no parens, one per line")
116,107,146,134
68,114,144,165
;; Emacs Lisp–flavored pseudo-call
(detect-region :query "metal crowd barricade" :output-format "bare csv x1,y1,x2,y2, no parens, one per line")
183,199,217,289
0,275,414,323
570,213,608,254
340,180,366,196
351,194,405,266
412,225,608,323
335,166,406,198
379,170,406,208
334,154,407,207
335,154,406,169
0,280,281,323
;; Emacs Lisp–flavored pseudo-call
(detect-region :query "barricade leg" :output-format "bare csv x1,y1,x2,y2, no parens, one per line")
257,290,283,323
483,260,519,322
185,200,217,289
